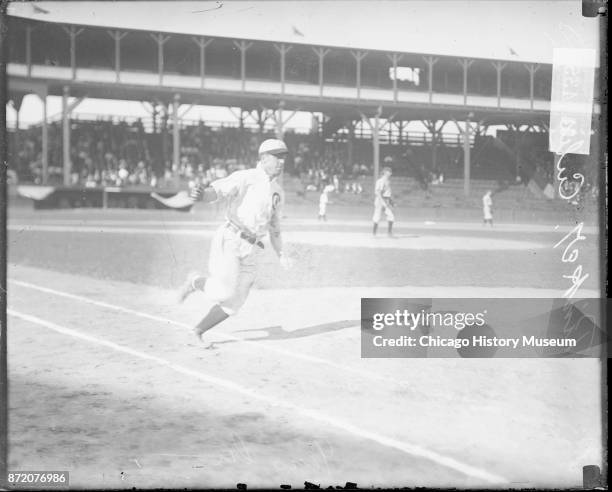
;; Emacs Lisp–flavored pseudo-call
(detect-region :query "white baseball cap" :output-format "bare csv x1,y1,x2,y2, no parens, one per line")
258,139,288,156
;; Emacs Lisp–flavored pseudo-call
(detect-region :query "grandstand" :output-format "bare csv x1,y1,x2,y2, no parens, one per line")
3,3,605,489
5,1,601,211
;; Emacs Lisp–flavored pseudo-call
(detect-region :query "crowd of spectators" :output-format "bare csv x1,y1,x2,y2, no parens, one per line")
9,118,373,193
9,117,597,202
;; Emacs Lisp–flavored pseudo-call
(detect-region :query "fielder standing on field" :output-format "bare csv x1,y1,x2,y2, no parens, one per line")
177,139,292,342
372,166,395,236
482,189,493,226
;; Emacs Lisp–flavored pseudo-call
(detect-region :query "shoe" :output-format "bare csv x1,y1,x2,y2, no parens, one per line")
177,271,203,304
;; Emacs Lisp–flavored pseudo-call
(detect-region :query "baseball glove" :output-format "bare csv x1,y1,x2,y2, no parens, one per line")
189,182,209,201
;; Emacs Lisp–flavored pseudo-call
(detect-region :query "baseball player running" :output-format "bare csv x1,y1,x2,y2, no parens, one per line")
372,166,395,236
177,138,292,342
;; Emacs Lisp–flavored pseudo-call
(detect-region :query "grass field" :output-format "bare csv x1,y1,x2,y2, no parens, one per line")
6,200,604,489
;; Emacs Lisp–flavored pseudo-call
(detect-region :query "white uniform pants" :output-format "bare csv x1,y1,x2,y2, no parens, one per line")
372,197,394,223
203,225,260,315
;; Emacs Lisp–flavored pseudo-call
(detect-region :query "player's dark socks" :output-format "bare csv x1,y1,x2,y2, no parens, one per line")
373,223,378,235
194,304,229,339
388,221,393,236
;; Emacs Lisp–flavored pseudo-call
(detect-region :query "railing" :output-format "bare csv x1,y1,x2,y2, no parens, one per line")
8,63,553,114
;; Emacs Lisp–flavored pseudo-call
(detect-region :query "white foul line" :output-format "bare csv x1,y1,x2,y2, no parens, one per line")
8,307,507,485
7,279,397,387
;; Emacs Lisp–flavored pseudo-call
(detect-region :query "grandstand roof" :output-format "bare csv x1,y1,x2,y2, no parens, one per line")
7,0,600,65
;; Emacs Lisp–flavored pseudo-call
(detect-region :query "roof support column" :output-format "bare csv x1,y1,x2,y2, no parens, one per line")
351,50,367,100
270,101,299,140
386,53,403,103
172,94,181,170
463,119,471,196
347,120,356,170
525,63,540,110
192,37,212,89
459,58,474,105
234,40,253,92
61,86,85,186
108,30,127,83
452,114,475,197
312,47,330,97
36,86,48,184
26,25,33,77
360,106,386,179
395,119,404,146
423,56,438,104
424,120,447,172
274,43,291,95
492,61,506,109
63,26,84,80
62,87,71,185
249,108,273,135
151,33,170,86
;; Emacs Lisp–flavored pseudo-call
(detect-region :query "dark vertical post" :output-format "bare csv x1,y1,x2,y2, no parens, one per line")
26,25,32,77
62,86,71,185
459,58,474,105
192,37,212,90
525,63,539,110
386,53,402,103
275,44,291,95
234,40,253,92
423,55,438,103
40,88,48,184
0,1,7,483
313,47,330,97
373,106,382,179
463,115,472,196
108,30,127,83
492,61,506,109
151,33,170,85
172,94,180,170
351,51,367,99
64,26,83,80
347,120,355,170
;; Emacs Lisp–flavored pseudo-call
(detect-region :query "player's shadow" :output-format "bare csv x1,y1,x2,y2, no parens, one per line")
209,320,359,348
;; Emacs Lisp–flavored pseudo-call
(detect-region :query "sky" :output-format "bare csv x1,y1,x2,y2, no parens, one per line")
5,0,601,131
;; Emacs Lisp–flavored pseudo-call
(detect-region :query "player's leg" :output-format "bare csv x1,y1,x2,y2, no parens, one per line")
385,206,395,237
194,228,241,339
198,249,259,347
372,203,382,235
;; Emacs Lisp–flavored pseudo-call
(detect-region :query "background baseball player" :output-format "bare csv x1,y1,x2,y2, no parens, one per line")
482,190,493,226
318,184,334,221
177,138,292,343
372,166,395,236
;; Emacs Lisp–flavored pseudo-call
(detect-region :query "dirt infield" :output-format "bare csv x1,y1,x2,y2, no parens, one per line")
6,207,603,489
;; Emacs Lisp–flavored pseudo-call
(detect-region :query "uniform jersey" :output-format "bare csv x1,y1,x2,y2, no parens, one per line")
482,194,493,219
319,191,329,207
375,176,392,199
211,167,282,238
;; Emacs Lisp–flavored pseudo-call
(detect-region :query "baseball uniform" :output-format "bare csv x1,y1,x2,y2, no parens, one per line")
203,168,283,315
373,175,394,223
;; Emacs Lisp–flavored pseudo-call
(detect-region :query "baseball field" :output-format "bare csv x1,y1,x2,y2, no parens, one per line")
6,198,603,489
